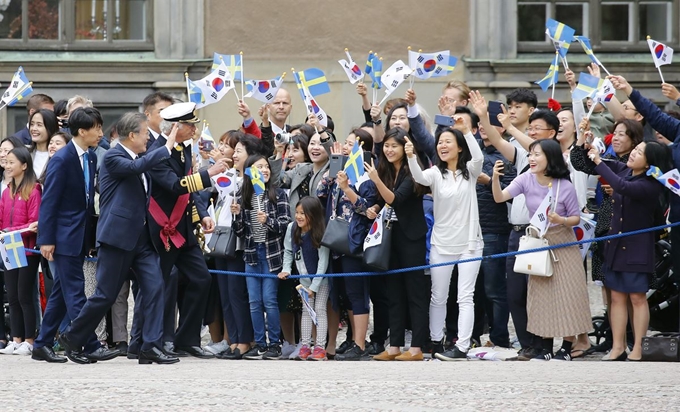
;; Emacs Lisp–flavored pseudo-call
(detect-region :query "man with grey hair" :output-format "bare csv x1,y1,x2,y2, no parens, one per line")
59,112,181,365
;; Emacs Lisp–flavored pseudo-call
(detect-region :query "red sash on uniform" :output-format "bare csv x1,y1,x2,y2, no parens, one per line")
149,193,190,251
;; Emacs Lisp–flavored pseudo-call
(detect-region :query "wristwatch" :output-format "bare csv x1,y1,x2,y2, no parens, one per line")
372,119,382,126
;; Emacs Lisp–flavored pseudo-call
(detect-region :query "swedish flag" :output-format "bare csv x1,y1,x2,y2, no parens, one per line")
0,232,27,270
245,166,265,195
365,51,375,75
546,18,575,58
370,56,383,90
295,68,331,97
535,53,559,92
212,52,242,81
186,76,206,106
574,36,601,66
343,141,364,185
572,72,602,100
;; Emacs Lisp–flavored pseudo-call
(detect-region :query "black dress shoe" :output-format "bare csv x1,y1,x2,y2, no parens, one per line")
139,347,180,365
217,347,242,360
85,347,121,362
32,346,67,363
65,350,92,364
57,333,81,354
163,342,185,357
175,345,215,359
114,342,128,357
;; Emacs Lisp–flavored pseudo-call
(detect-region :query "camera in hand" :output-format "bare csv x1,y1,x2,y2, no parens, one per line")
275,132,292,145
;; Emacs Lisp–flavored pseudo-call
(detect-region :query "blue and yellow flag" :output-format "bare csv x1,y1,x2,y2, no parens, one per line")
546,18,575,58
574,36,601,66
245,166,265,195
365,51,375,76
0,231,27,270
572,72,603,100
212,52,242,81
370,56,383,90
343,141,364,185
186,76,206,107
295,68,331,97
535,53,559,92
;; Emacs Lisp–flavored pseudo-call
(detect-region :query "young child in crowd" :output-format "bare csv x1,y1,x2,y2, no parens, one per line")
278,196,330,361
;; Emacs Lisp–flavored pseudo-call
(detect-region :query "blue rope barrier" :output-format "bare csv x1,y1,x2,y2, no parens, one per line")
27,221,679,279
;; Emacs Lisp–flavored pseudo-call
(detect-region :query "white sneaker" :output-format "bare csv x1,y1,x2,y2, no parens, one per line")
288,342,303,360
205,340,229,355
0,341,19,354
281,341,295,359
14,342,32,355
200,325,209,338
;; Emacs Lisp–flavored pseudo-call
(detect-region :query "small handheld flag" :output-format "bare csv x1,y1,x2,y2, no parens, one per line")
212,53,242,81
529,183,553,237
364,205,388,251
295,68,331,97
0,231,27,270
187,60,235,108
370,56,383,90
365,51,375,76
293,70,328,127
574,36,610,75
572,72,602,101
338,48,363,84
546,18,575,66
408,49,452,80
1,66,33,108
573,215,596,260
535,52,560,93
343,141,364,185
378,60,413,106
212,170,238,198
186,75,206,107
648,166,680,197
245,74,285,103
245,165,265,195
647,37,674,83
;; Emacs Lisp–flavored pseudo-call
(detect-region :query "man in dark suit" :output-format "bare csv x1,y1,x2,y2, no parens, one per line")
143,92,174,149
11,93,55,145
134,102,227,358
58,112,180,365
32,107,118,364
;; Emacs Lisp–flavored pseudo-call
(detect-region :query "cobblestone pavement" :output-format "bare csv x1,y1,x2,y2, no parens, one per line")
3,356,680,411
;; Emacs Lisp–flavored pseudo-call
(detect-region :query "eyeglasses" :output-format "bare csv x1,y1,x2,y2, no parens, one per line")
622,105,638,113
527,126,551,133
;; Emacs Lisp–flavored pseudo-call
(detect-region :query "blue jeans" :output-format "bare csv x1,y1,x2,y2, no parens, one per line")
481,232,510,347
245,244,281,347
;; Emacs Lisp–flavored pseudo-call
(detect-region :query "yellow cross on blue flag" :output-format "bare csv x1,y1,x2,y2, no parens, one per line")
535,53,560,92
0,231,27,270
546,18,575,58
572,72,602,101
212,53,242,81
245,165,265,195
370,56,383,89
574,36,602,66
365,51,375,76
186,75,206,107
295,68,331,97
343,141,364,185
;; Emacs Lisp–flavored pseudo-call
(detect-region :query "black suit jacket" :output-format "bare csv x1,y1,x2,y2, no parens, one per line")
97,144,170,251
146,137,211,251
378,166,427,241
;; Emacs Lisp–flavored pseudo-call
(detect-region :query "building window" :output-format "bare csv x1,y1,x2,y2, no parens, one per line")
0,0,152,50
518,0,677,52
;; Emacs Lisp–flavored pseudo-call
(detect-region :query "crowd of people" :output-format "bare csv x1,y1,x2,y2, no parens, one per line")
0,62,677,364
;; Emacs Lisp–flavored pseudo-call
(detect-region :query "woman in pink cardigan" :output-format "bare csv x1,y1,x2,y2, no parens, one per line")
0,146,42,356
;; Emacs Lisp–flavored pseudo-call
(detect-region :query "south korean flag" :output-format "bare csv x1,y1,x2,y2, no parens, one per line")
529,185,554,237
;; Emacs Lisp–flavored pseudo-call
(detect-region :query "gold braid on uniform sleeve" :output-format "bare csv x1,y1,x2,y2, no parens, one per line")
179,173,205,193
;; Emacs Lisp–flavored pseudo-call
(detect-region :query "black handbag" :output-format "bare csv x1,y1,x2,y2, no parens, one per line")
362,206,393,271
321,188,354,256
206,225,237,258
641,333,680,362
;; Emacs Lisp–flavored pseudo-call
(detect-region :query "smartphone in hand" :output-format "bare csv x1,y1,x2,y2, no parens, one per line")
488,101,505,128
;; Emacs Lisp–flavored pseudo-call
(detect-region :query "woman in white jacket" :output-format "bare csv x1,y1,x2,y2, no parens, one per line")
406,114,484,361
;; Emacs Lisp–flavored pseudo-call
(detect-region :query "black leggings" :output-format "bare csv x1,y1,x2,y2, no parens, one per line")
5,255,40,339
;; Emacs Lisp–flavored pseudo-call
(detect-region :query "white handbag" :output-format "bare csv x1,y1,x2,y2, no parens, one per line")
514,181,560,277
513,226,557,277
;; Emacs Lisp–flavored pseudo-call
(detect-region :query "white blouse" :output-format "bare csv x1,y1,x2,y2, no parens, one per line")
408,131,484,255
